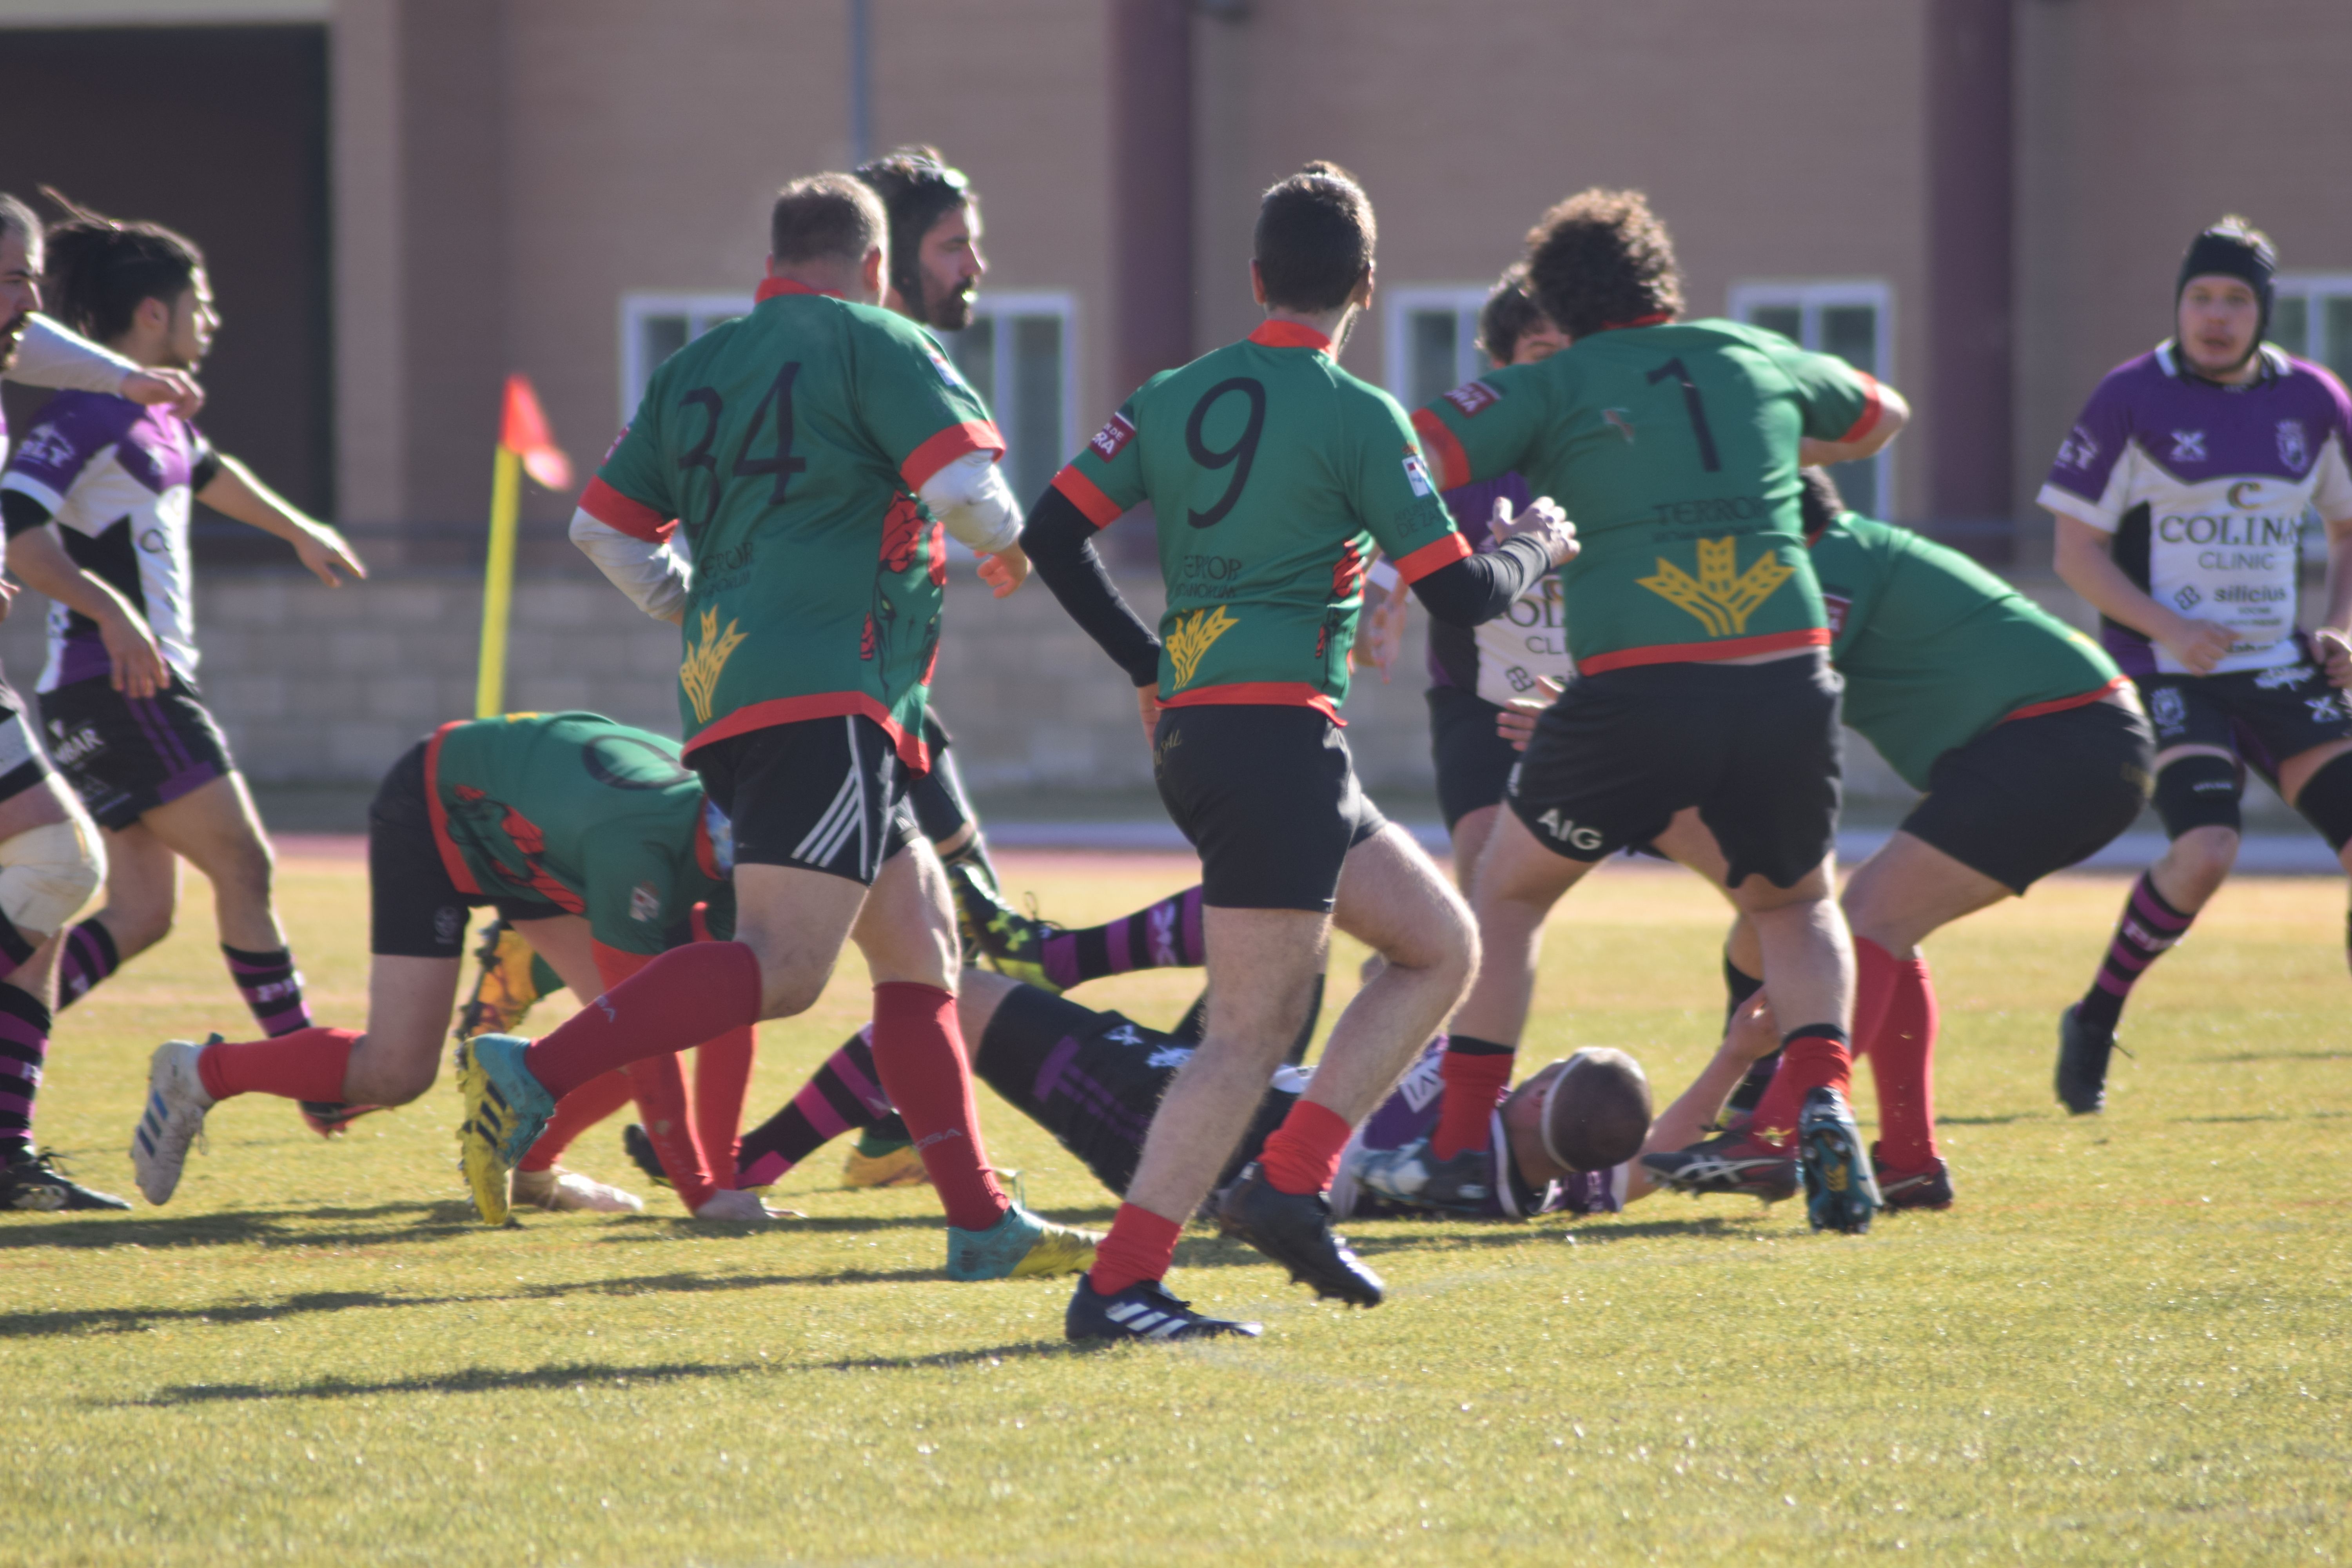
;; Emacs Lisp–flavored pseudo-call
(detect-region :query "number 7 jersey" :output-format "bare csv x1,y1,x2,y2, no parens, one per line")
1049,320,1467,717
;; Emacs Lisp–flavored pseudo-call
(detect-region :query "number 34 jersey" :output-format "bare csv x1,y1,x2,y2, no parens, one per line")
1412,318,1883,674
1048,321,1467,717
584,278,1003,769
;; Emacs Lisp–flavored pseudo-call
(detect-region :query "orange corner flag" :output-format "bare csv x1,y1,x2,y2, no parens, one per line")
499,373,573,491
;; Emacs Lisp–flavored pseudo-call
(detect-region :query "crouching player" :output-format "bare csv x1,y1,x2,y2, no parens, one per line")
127,711,765,1218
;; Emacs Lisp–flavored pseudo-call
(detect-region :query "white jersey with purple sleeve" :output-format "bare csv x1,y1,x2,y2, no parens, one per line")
2037,342,2352,676
1326,1042,1629,1222
0,390,215,691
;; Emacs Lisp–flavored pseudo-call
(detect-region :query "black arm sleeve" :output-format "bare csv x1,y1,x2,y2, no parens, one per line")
1407,534,1552,627
0,489,54,539
1019,486,1162,687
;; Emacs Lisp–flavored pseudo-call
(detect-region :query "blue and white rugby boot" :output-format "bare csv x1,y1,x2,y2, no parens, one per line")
1797,1084,1881,1234
129,1038,217,1206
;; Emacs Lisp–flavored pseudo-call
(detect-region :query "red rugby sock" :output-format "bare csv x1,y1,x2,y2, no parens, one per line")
519,942,762,1100
630,1052,716,1211
1746,1024,1854,1147
1257,1099,1354,1196
1865,949,1940,1169
1088,1202,1183,1296
867,982,1007,1232
196,1027,357,1104
517,1068,637,1172
1433,1036,1514,1158
692,1025,757,1181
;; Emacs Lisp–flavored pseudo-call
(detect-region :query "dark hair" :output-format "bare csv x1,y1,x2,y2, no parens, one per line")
769,174,887,270
853,145,974,308
1797,466,1847,536
1542,1049,1651,1172
1476,262,1550,367
1524,188,1683,341
1253,161,1376,315
39,189,203,343
0,192,37,258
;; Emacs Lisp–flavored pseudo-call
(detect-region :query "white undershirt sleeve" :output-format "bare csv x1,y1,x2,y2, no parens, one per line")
4,314,139,394
570,508,691,624
917,448,1024,555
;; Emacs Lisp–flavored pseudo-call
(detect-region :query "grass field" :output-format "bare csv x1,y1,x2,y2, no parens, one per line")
3,847,2347,1566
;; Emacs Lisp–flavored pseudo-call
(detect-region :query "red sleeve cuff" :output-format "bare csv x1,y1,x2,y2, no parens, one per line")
1834,373,1884,445
579,476,675,543
1411,409,1472,491
1394,532,1473,585
901,419,1006,493
1051,466,1126,528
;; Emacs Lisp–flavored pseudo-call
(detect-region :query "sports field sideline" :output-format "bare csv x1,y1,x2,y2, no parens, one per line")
2,848,2344,1565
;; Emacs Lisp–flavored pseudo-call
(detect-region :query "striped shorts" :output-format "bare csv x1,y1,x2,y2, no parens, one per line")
689,713,920,886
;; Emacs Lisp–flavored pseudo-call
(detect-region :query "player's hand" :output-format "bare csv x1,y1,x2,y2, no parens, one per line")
118,367,204,420
977,543,1029,597
1492,494,1578,566
1724,993,1781,1062
294,523,367,586
1353,578,1408,681
98,606,169,699
2315,628,2352,689
1136,682,1161,745
1496,676,1566,751
2160,616,2236,675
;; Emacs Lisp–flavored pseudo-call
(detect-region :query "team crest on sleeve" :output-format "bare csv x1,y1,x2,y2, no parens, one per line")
1089,412,1137,461
2278,419,2310,473
1820,592,1851,636
1441,379,1501,417
630,882,661,923
14,424,73,469
601,425,630,463
926,346,969,390
1401,453,1434,497
2055,425,2098,470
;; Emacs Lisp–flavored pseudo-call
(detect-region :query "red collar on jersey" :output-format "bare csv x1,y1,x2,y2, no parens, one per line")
1595,312,1673,332
1249,320,1333,352
755,275,845,303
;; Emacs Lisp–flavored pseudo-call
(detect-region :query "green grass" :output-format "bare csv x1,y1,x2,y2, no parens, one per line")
4,849,2348,1565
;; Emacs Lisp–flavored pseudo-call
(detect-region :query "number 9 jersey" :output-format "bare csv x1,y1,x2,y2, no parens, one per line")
1046,320,1466,718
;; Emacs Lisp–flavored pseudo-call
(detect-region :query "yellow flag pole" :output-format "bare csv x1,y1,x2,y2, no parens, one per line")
475,444,522,718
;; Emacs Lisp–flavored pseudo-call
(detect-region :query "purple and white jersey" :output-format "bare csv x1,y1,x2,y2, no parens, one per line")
2038,342,2352,676
0,390,214,691
1326,1041,1628,1222
1426,472,1573,707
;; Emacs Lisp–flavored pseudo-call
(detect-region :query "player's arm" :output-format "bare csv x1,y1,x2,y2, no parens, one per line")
570,507,690,625
2050,512,2233,675
6,314,203,417
1799,380,1907,466
0,498,168,697
918,449,1028,595
1020,481,1162,687
1621,996,1781,1204
1761,338,1908,468
1364,392,1575,627
2312,513,2352,687
196,452,366,586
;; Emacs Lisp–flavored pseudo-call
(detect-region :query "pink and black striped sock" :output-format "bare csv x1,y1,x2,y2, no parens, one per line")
2076,873,2196,1034
1040,885,1206,991
55,918,119,1009
222,944,312,1037
0,984,53,1155
734,1026,898,1187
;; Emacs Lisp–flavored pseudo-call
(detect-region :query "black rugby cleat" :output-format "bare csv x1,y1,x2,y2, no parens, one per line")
1215,1161,1384,1307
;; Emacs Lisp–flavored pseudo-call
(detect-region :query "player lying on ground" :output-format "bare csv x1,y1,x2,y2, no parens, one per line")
128,711,774,1221
471,173,1096,1282
0,194,366,1144
1023,163,1577,1341
2039,216,2352,1114
1409,188,1907,1235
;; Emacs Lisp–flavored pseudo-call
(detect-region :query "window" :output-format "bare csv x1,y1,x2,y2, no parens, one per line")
2270,276,2352,385
1728,280,1894,517
1383,287,1492,411
619,290,1075,521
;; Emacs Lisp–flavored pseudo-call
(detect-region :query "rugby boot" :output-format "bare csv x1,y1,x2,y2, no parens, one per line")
455,1035,555,1226
692,1187,801,1222
455,918,553,1042
1639,1129,1799,1203
842,1141,929,1189
946,862,1063,993
946,1203,1103,1281
1350,1134,1494,1216
3,1147,129,1211
511,1166,644,1214
1066,1275,1261,1345
1797,1085,1881,1235
2054,1003,2118,1116
1215,1162,1384,1307
129,1038,217,1206
1872,1144,1955,1212
621,1122,674,1189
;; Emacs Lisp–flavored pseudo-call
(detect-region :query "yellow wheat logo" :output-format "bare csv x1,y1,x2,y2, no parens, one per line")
1165,606,1238,689
1637,536,1795,638
679,607,749,724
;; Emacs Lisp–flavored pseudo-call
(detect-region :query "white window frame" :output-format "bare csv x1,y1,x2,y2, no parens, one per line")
938,289,1080,477
2271,274,2352,377
618,292,751,424
1727,278,1896,517
1383,286,1492,405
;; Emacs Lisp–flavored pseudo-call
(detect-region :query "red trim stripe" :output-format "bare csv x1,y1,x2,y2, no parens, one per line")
1247,320,1333,352
754,275,842,302
1393,533,1472,585
1411,409,1472,491
579,476,675,543
681,691,930,772
900,420,1006,493
1835,373,1885,445
1051,466,1125,528
2002,676,2129,725
1577,627,1830,675
422,719,483,897
1159,682,1343,724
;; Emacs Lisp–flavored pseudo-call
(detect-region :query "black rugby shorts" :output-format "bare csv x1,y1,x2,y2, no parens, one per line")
1151,703,1386,913
1900,696,2155,894
690,713,920,885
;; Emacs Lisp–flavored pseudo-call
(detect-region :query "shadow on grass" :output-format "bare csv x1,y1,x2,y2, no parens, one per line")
115,1359,757,1406
1936,1112,2048,1126
2192,1049,2351,1064
815,1340,1081,1373
0,1201,480,1252
2173,1109,2350,1123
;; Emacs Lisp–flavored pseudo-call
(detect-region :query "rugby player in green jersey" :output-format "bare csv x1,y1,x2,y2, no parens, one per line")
128,712,773,1216
1022,163,1577,1342
1411,190,1909,1235
461,175,1098,1279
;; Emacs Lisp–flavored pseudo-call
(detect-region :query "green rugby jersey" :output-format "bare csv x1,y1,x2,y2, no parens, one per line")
583,277,1003,768
1049,321,1465,715
1814,514,2124,791
1413,318,1881,672
425,712,732,959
